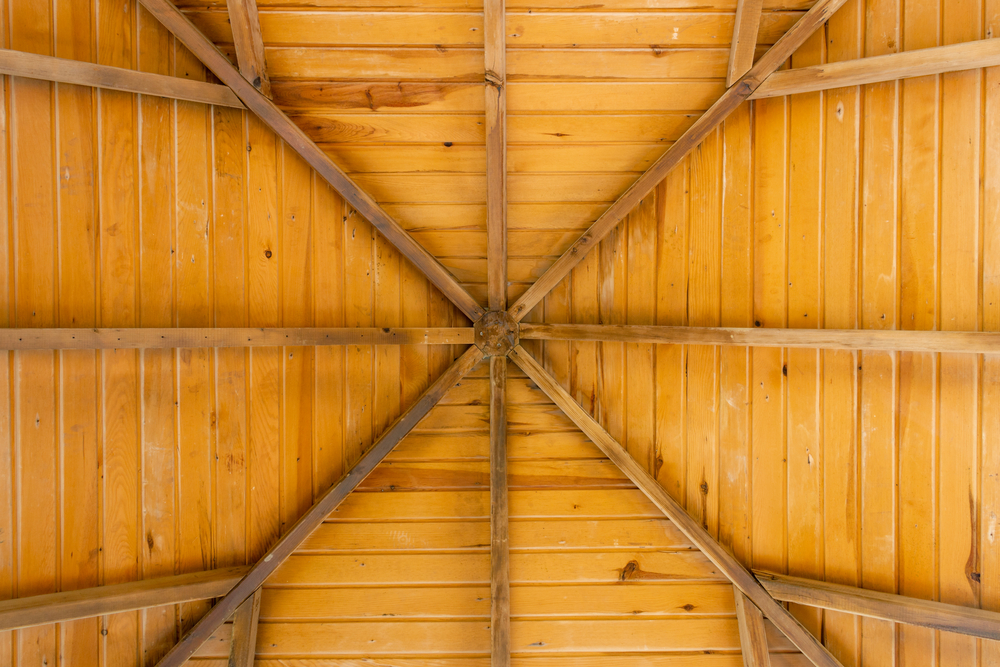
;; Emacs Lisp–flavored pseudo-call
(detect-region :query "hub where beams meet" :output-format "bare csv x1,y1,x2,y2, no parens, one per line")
474,311,519,356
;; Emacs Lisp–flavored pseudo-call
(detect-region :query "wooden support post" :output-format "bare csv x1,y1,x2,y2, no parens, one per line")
750,37,1000,99
508,346,844,667
490,355,510,667
0,48,243,107
485,0,507,311
229,588,263,667
755,570,1000,641
507,0,847,322
0,327,473,350
139,0,485,322
727,0,764,86
226,0,272,97
153,345,484,667
518,323,1000,355
734,586,772,667
0,566,248,631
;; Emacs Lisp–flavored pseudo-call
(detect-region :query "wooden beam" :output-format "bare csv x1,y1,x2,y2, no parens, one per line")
227,0,272,98
509,346,844,667
750,38,1000,99
485,0,507,311
229,588,262,667
734,587,772,667
139,0,485,322
506,0,847,322
490,356,511,667
727,0,764,86
755,570,1000,642
154,345,484,667
0,566,248,632
0,327,473,350
519,323,1000,354
0,48,243,108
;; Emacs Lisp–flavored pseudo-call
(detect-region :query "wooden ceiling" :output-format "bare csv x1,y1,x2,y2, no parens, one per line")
0,0,997,666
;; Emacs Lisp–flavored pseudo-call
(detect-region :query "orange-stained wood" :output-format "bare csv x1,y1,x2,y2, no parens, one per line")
227,0,272,97
490,356,510,667
734,587,771,667
485,0,507,311
727,0,764,86
229,587,263,667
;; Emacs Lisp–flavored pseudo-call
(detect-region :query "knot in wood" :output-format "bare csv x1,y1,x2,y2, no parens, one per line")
474,311,518,356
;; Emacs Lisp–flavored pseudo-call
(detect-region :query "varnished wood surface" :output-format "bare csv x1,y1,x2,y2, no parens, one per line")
728,0,765,85
227,0,272,97
228,588,263,667
155,345,483,667
734,587,772,667
484,0,507,311
489,356,511,667
0,47,244,107
510,346,841,667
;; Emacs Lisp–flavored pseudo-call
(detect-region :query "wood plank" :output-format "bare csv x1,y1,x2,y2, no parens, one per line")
229,587,262,667
519,323,1000,354
509,346,843,667
491,357,511,666
756,571,1000,641
734,587,772,667
0,327,472,349
0,566,248,632
0,47,243,107
728,0,765,85
507,0,848,321
226,0,272,96
751,38,1000,99
152,345,483,667
485,0,507,310
140,0,485,321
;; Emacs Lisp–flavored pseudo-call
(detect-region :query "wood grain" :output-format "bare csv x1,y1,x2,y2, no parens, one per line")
229,587,262,667
227,0,272,97
139,0,485,322
734,587,772,667
507,0,848,321
756,571,1000,641
519,323,1000,354
510,345,843,667
0,48,243,108
153,345,483,667
727,0,765,86
751,37,1000,99
485,0,507,311
490,356,510,667
0,566,248,631
0,327,473,349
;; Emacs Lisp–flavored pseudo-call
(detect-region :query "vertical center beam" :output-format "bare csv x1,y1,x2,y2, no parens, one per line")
489,355,510,666
228,588,262,667
227,0,272,97
727,0,765,86
484,0,507,311
733,586,772,667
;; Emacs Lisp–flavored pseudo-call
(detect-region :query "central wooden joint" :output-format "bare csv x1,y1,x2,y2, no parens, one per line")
474,311,519,356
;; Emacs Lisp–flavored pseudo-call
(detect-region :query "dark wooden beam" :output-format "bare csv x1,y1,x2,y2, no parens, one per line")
154,345,484,667
0,48,243,107
0,327,473,350
229,588,262,667
727,0,764,86
139,0,486,322
226,0,272,98
490,355,510,667
485,0,507,312
750,37,1000,99
0,566,248,631
734,586,772,667
509,346,844,667
756,570,1000,642
518,323,1000,354
506,0,848,322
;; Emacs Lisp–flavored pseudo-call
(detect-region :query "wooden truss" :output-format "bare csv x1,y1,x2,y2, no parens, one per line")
1,0,999,665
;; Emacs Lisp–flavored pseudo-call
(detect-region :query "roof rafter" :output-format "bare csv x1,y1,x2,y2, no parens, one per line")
727,0,764,86
509,345,845,667
0,48,243,107
229,588,263,667
152,345,484,667
756,571,1000,642
490,356,511,667
519,323,1000,354
138,0,486,322
485,0,507,312
506,0,848,322
227,0,272,98
750,37,1000,99
734,587,772,667
0,327,473,350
